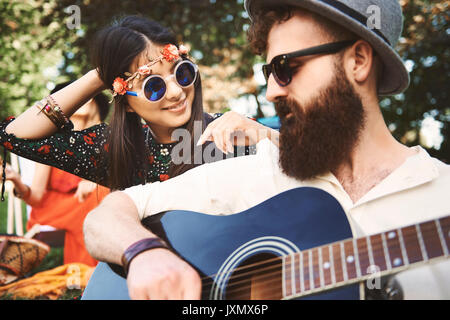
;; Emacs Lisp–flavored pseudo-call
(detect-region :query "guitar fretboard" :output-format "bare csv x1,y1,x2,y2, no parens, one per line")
282,215,450,298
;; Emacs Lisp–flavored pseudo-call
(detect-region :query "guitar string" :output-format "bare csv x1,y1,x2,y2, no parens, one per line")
199,226,447,297
199,228,428,286
201,227,444,295
206,228,439,300
227,225,450,300
199,222,448,287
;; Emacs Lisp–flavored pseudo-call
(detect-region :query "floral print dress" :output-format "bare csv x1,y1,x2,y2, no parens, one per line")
0,113,255,198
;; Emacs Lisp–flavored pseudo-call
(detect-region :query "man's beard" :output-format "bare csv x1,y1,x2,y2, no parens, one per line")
276,66,366,181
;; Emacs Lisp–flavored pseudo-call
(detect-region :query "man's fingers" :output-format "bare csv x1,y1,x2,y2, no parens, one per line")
182,275,202,300
127,249,202,300
128,281,150,300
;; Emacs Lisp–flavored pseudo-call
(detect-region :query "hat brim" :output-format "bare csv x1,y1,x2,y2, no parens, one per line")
245,0,410,96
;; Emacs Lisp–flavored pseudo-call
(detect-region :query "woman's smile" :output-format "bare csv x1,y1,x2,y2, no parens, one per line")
162,98,187,112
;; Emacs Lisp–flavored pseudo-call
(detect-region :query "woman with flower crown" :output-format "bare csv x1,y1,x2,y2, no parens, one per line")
0,16,278,193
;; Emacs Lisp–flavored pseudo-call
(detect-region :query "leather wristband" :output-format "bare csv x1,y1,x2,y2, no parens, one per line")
121,237,169,277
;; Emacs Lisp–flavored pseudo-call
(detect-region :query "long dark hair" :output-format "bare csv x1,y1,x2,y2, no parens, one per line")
92,15,206,190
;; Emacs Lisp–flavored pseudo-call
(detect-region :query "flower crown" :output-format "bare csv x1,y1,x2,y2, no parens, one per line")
111,44,189,100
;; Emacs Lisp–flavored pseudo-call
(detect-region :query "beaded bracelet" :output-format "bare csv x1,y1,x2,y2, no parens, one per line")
36,95,70,130
46,95,70,128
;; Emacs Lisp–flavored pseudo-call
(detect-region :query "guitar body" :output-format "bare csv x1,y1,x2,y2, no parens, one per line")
82,187,359,300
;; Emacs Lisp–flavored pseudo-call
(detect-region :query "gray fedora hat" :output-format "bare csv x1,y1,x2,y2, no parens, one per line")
244,0,410,96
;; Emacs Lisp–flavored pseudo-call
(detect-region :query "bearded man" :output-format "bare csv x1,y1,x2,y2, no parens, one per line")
83,0,450,300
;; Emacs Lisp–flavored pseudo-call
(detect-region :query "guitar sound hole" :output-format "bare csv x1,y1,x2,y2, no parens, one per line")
225,253,283,300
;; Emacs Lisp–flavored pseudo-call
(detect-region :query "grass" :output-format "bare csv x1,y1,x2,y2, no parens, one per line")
0,194,73,300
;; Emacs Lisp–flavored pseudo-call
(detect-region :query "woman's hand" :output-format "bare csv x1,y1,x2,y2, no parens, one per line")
0,158,20,183
74,180,97,203
197,111,279,154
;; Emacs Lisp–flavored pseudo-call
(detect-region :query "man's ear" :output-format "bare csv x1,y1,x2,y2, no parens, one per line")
348,40,375,84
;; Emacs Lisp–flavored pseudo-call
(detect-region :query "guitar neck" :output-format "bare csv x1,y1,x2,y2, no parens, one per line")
282,215,450,299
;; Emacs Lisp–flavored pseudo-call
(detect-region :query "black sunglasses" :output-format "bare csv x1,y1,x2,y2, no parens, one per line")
262,40,357,87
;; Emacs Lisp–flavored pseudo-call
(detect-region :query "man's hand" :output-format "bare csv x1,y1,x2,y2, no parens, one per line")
126,248,202,300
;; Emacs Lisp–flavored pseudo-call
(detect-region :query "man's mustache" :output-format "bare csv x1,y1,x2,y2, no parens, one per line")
275,98,299,126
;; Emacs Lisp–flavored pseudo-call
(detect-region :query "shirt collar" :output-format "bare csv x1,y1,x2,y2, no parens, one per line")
355,146,439,206
315,146,439,207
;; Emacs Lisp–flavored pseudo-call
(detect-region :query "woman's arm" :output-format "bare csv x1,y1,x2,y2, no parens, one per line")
0,70,109,185
2,161,51,206
0,119,109,186
5,70,106,139
24,163,51,206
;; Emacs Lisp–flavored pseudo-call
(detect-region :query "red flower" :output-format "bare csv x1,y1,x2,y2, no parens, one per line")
148,155,154,164
65,150,74,156
103,143,109,152
3,142,13,150
38,145,50,154
88,132,96,137
159,174,169,181
112,77,128,96
83,135,94,145
162,44,179,62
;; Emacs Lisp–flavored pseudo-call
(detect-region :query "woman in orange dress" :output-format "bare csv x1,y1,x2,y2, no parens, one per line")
25,166,110,266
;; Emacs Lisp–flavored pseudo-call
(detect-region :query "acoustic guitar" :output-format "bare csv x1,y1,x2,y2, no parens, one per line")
82,187,449,300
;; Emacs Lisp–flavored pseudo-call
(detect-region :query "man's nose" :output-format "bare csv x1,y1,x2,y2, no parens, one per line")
265,74,288,103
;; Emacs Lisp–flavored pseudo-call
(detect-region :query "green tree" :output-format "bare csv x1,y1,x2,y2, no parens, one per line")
0,0,78,118
382,0,449,162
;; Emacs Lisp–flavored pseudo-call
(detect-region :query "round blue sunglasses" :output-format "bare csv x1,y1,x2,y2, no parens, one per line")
126,60,198,102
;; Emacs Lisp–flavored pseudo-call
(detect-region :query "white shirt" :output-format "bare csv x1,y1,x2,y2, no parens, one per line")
123,139,450,299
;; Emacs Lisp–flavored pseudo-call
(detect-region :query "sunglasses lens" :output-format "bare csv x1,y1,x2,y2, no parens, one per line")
176,62,197,87
144,77,166,102
273,57,290,86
